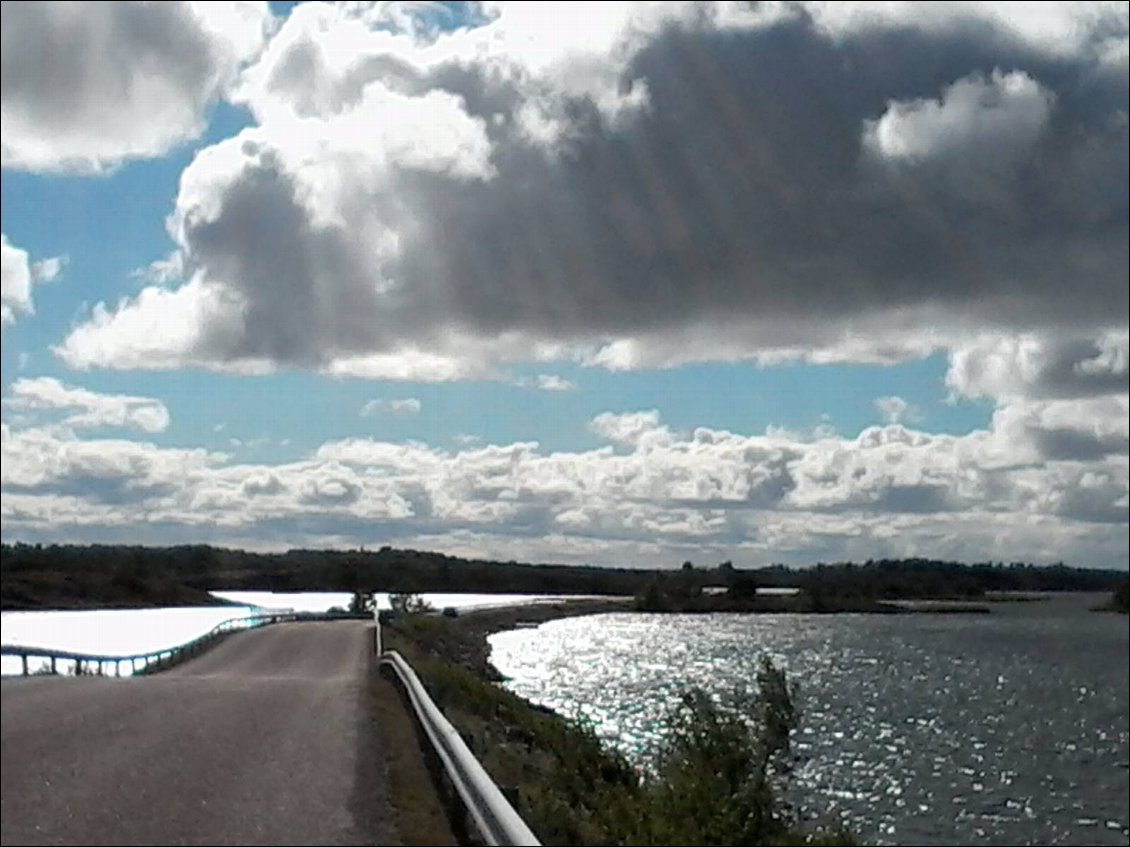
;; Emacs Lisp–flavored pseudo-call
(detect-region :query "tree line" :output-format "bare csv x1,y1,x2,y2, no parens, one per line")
1,542,1125,610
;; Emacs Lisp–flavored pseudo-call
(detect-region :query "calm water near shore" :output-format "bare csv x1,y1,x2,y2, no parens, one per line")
489,594,1129,846
0,591,592,675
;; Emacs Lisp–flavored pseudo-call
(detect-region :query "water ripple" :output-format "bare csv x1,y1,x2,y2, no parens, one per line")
489,595,1129,846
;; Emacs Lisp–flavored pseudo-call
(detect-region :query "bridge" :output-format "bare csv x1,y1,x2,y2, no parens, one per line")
1,617,538,846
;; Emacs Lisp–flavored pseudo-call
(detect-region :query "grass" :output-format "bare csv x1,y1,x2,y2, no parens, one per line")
370,671,458,845
384,613,854,846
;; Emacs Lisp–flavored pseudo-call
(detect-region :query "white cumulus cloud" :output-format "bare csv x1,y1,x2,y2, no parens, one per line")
874,396,922,425
2,404,1125,566
1,234,66,326
5,377,171,433
51,1,1126,379
1,1,273,173
946,331,1129,401
863,70,1053,164
360,397,422,417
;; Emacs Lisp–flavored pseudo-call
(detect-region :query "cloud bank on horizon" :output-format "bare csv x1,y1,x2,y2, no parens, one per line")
1,1,1126,567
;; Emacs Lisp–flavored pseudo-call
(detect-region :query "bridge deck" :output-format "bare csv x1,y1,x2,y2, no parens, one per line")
1,622,401,846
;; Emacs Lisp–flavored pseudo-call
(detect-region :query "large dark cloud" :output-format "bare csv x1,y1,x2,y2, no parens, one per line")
398,17,1126,338
57,3,1128,375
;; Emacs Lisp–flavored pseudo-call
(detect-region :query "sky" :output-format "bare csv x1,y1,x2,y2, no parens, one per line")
1,1,1127,569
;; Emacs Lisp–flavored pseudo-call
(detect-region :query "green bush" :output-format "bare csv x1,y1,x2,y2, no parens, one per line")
386,616,850,845
619,657,800,846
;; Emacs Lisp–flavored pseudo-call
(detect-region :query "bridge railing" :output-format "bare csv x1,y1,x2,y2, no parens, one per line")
4,606,539,844
377,617,540,846
0,611,367,678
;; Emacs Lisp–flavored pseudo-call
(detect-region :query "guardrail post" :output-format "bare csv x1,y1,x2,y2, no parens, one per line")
50,656,57,675
21,654,28,676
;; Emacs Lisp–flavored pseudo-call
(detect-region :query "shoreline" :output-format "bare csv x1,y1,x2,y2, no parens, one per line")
402,598,630,679
381,600,860,845
444,597,1003,675
403,594,1004,683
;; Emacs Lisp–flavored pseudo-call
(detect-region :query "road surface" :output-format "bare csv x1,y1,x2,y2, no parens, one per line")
1,621,399,846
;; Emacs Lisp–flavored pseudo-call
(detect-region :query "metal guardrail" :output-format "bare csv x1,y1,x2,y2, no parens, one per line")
4,606,537,843
1,611,367,677
380,647,541,846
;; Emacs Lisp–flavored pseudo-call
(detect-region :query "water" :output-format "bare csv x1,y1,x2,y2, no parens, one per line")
212,590,601,613
0,591,605,676
488,594,1130,846
0,606,256,676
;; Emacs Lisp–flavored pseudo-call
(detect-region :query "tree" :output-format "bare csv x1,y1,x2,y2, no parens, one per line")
389,592,432,615
728,574,759,598
348,591,374,614
1112,580,1129,614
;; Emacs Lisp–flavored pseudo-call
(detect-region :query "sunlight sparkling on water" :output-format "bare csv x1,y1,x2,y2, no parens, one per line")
488,595,1130,847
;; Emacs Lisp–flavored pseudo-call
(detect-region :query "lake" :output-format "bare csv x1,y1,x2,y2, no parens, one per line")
0,591,604,675
488,594,1129,846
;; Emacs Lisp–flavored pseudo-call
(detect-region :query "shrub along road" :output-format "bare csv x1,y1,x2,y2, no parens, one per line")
1,622,403,846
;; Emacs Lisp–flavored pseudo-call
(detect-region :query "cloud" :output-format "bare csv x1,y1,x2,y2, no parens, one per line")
2,398,1126,565
241,471,284,497
806,2,1128,55
1,236,33,325
874,396,922,425
360,397,422,417
512,373,577,391
4,377,171,433
863,69,1052,164
534,374,576,391
1,1,273,173
31,255,66,283
298,468,363,506
1,234,65,325
946,331,1129,401
990,395,1129,462
1,423,219,508
227,435,289,450
589,409,673,449
942,328,1129,464
53,2,1127,378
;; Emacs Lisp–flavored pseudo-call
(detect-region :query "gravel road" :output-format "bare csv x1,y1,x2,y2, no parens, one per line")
1,621,399,846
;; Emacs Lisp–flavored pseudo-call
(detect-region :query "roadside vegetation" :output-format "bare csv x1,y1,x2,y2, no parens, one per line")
383,606,851,846
369,668,458,846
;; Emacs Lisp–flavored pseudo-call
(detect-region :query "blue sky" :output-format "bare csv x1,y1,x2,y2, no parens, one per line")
1,2,1126,568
